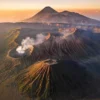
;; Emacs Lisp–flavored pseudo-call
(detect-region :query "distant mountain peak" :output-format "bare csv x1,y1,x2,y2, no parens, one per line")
61,11,70,13
24,6,100,24
40,6,58,14
43,6,54,9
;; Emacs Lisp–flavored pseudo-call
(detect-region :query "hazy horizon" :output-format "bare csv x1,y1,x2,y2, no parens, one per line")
0,8,100,22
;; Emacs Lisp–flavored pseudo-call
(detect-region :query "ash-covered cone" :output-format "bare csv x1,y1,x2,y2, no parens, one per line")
16,59,95,100
17,60,51,99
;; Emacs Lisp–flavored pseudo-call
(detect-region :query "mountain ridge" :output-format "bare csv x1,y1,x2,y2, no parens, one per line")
23,6,100,25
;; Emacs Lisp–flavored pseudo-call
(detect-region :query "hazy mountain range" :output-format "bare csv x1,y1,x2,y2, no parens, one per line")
24,6,100,25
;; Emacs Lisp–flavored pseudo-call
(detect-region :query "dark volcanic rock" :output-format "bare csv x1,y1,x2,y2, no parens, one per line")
17,59,95,100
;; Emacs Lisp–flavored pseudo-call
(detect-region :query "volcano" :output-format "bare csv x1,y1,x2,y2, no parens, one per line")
24,6,100,25
3,26,100,100
17,59,94,100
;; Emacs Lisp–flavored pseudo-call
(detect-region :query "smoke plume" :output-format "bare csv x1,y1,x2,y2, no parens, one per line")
16,34,46,54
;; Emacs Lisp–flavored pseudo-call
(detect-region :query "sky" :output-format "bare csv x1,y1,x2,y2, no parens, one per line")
0,0,100,22
0,0,100,10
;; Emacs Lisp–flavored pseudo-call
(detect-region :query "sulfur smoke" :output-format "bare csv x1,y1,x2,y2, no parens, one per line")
16,34,46,54
16,29,75,55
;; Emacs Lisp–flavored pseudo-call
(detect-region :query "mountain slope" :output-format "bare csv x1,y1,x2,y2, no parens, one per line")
5,28,100,100
0,29,29,100
24,6,58,22
24,6,100,24
17,59,95,100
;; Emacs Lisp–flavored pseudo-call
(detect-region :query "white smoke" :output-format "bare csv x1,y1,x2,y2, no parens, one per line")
16,34,46,54
59,28,76,39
